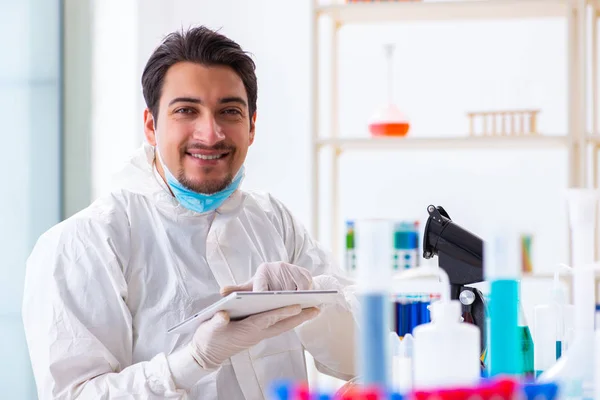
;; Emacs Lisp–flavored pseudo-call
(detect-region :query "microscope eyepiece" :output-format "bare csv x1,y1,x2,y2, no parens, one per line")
423,204,484,285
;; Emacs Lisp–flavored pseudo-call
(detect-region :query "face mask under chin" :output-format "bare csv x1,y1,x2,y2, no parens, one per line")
154,145,245,213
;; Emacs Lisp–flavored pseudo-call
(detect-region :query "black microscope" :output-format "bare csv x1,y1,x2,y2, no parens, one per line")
422,205,487,353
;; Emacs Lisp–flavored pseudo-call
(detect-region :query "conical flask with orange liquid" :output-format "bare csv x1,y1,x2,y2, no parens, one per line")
368,43,410,137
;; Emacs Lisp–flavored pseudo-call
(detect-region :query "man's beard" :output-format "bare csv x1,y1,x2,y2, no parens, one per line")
178,143,236,194
177,169,234,194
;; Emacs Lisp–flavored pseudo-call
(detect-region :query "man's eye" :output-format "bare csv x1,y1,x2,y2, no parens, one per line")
223,109,242,116
175,108,194,114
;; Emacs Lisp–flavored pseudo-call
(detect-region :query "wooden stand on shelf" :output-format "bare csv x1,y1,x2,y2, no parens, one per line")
467,109,541,137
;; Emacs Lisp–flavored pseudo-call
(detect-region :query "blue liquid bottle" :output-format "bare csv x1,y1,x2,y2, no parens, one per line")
485,233,522,377
355,219,394,390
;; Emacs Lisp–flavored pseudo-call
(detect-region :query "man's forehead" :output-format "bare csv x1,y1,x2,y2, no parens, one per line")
162,62,246,95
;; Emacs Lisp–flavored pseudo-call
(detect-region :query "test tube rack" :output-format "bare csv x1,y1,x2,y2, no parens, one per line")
467,109,540,137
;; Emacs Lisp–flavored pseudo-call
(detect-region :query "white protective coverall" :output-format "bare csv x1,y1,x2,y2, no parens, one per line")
22,143,358,400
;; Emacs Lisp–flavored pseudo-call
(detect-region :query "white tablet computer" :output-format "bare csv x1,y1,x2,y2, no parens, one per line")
167,290,340,335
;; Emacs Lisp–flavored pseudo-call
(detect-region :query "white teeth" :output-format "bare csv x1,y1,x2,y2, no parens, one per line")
191,154,224,160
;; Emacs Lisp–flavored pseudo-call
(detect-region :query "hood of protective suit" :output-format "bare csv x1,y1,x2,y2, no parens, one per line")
113,143,161,194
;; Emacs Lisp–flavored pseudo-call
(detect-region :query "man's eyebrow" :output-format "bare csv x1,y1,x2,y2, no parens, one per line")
168,97,203,107
220,97,247,107
167,96,247,107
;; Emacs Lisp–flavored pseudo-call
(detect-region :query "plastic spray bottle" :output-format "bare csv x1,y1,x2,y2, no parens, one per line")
485,233,522,377
538,189,600,400
399,266,481,390
355,219,394,390
533,264,573,377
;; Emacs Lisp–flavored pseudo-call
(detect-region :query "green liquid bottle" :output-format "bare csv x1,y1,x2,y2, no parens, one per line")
519,298,535,378
345,220,356,274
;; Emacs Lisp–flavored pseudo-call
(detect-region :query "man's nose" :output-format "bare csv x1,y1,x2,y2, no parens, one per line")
192,116,226,145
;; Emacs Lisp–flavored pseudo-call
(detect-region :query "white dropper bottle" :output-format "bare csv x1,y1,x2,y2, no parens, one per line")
399,266,481,390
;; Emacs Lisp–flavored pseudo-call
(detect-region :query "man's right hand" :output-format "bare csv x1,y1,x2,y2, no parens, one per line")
187,304,319,370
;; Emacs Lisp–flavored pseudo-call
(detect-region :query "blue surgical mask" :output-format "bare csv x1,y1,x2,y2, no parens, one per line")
155,147,244,214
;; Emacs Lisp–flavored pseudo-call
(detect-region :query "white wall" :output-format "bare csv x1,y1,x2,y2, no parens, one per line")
123,0,570,273
91,0,140,200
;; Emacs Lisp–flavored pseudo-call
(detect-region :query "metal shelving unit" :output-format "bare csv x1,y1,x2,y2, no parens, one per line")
310,0,600,264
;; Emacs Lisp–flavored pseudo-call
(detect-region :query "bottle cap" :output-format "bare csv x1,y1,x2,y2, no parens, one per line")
430,300,462,324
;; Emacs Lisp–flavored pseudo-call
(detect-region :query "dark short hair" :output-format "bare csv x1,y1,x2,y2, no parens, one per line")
141,26,257,125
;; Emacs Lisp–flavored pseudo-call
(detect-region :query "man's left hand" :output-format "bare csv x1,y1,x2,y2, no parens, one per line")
220,262,313,296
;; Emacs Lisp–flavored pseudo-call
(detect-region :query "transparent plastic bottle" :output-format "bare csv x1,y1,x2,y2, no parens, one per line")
533,264,573,377
518,299,534,379
485,233,522,377
355,219,394,389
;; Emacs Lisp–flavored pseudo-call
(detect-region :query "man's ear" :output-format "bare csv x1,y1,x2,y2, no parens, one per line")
249,112,257,145
144,109,157,146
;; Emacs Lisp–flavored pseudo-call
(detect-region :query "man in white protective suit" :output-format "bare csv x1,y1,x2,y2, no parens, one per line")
22,26,358,399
